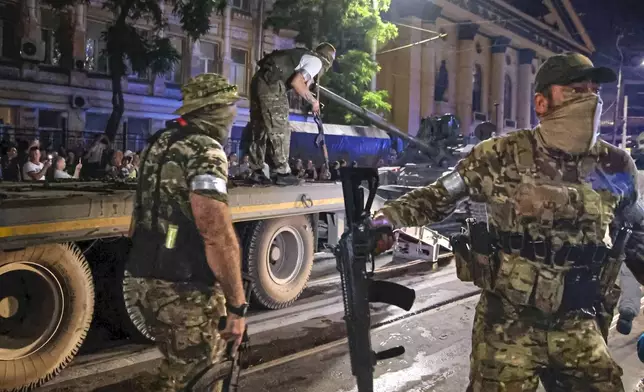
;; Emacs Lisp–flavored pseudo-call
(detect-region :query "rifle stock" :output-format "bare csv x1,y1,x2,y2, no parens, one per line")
334,167,417,392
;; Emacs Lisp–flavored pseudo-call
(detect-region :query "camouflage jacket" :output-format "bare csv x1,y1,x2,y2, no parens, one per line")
380,129,644,313
134,123,229,235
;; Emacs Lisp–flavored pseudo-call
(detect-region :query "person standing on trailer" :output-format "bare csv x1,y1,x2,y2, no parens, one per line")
243,42,336,185
124,73,249,392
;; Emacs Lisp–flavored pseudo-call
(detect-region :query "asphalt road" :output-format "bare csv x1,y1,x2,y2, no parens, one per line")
37,252,644,392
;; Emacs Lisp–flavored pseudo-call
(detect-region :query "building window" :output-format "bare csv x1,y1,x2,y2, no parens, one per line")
165,36,184,84
86,21,108,73
86,113,110,133
0,3,19,59
0,106,17,126
504,74,513,120
39,110,63,129
231,0,250,12
125,117,151,152
435,60,448,102
231,48,248,95
191,40,220,76
127,30,151,80
40,8,61,65
472,64,482,113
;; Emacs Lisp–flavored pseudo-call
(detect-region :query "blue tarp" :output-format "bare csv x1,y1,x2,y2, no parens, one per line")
229,124,392,167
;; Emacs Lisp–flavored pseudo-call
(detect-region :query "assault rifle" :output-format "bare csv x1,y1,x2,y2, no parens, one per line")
313,114,330,170
334,167,417,392
188,274,254,392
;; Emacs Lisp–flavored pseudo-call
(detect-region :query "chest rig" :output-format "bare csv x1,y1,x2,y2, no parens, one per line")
126,119,216,286
454,131,630,315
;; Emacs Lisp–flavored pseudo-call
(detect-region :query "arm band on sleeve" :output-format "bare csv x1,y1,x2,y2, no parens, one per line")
190,174,228,194
438,171,468,203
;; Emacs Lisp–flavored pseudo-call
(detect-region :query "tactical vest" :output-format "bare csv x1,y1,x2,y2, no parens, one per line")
257,48,328,87
454,130,629,315
126,120,216,286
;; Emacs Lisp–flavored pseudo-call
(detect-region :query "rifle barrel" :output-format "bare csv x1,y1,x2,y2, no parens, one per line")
317,85,438,162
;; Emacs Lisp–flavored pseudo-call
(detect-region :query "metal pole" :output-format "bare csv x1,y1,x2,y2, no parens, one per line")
612,33,624,145
255,0,265,67
370,0,378,91
622,95,629,150
122,121,128,152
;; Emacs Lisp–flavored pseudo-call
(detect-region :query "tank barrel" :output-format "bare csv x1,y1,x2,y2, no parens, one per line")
317,86,438,161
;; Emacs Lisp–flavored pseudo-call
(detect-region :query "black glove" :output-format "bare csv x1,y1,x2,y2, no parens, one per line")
370,215,395,255
617,309,637,335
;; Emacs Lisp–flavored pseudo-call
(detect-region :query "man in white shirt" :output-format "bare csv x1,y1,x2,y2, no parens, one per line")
53,155,82,179
22,146,51,181
244,42,336,186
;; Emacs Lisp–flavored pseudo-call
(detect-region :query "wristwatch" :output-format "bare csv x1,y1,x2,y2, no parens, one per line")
226,302,249,317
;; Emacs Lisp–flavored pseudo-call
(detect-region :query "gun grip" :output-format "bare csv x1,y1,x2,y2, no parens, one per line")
375,346,405,361
369,280,416,311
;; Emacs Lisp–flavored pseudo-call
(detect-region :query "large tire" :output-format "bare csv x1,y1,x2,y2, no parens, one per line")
0,244,94,392
245,215,314,309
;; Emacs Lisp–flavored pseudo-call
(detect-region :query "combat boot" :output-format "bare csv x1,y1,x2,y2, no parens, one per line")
246,170,272,185
274,173,304,186
617,309,637,335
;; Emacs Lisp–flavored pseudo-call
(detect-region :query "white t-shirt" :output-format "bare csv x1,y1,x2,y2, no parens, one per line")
22,161,45,181
294,54,324,83
54,169,72,179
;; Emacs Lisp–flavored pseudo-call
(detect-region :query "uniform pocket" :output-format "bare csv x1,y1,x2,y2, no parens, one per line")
493,253,537,306
532,265,565,313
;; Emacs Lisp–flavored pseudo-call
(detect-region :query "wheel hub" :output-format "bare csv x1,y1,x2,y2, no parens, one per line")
0,262,65,360
266,226,305,286
0,296,19,318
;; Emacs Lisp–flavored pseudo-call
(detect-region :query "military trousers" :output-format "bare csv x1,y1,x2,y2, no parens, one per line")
123,276,228,392
618,262,642,317
467,291,624,392
245,73,291,175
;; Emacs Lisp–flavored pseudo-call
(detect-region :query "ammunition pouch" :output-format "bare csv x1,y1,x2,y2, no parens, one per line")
450,233,473,282
450,221,498,290
258,61,284,85
127,219,215,286
452,221,618,312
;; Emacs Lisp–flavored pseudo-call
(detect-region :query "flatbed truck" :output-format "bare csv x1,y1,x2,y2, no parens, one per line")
0,87,455,391
0,179,351,391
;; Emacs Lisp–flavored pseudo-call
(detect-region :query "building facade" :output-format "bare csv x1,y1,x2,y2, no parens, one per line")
0,0,599,152
0,0,304,152
377,0,596,138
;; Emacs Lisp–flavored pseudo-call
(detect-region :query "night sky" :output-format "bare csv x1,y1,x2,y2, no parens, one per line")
572,0,644,67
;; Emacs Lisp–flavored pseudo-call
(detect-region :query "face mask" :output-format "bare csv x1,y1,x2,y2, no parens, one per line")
537,91,603,155
185,105,236,145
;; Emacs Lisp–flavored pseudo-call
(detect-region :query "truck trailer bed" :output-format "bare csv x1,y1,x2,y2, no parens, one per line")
0,180,344,249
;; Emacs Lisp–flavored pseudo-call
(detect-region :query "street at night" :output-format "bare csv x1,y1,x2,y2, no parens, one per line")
34,254,644,392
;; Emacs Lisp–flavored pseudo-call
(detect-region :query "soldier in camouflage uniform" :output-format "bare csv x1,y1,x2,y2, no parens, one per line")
372,53,644,391
243,42,336,185
124,73,249,392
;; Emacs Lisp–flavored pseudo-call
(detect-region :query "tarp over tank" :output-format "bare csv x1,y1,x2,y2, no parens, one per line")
229,120,392,167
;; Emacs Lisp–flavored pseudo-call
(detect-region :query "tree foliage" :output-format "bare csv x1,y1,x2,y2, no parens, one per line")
265,0,397,125
42,0,222,142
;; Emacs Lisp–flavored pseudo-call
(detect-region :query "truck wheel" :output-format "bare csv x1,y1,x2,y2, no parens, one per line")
245,215,314,309
0,244,94,392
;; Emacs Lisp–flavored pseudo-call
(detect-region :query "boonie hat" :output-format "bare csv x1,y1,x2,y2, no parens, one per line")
534,52,617,93
175,73,240,116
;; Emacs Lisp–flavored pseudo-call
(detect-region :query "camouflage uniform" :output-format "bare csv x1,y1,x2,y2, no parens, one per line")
379,54,644,391
244,44,335,181
124,73,240,392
